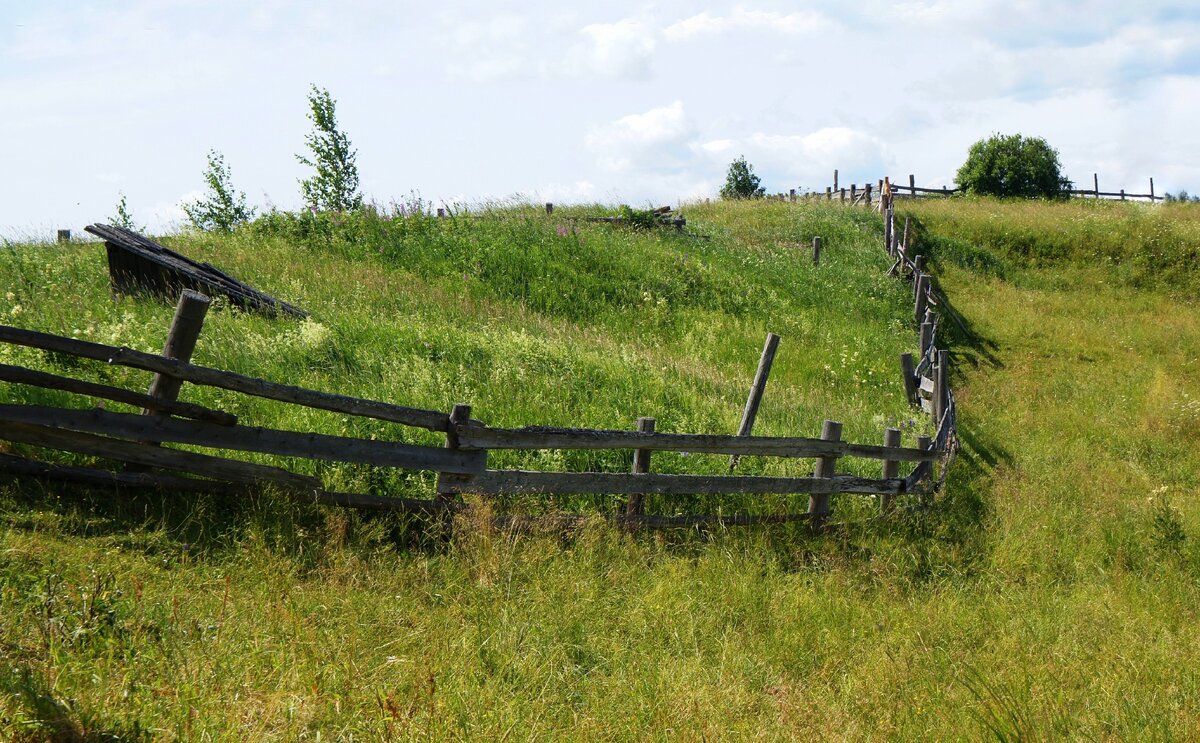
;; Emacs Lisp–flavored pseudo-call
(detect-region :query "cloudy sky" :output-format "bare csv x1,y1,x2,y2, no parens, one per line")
3,0,1198,235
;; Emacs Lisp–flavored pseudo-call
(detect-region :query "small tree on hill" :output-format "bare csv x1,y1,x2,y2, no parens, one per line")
111,192,142,231
297,85,362,212
956,133,1072,199
182,150,254,232
720,156,765,200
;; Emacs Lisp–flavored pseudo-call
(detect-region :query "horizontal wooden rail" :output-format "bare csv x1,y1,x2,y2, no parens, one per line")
438,470,905,496
0,324,451,432
0,452,458,514
0,422,321,491
0,405,485,474
454,425,939,462
0,363,236,426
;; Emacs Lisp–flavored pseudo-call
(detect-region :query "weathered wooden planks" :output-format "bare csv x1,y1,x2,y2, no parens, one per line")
86,224,307,318
0,422,321,491
437,470,905,496
453,424,939,462
0,363,236,425
0,324,451,431
0,405,485,474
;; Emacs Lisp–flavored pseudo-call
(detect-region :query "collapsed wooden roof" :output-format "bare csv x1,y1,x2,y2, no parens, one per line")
85,223,306,318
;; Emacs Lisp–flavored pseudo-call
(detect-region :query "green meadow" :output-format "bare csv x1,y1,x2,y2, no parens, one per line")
1,197,1198,739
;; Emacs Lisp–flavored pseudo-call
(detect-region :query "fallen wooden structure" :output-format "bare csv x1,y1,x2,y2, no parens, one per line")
86,223,306,318
585,206,686,230
0,289,947,530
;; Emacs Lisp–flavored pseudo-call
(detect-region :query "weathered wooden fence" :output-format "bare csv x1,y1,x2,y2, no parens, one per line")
0,287,945,528
790,171,1162,204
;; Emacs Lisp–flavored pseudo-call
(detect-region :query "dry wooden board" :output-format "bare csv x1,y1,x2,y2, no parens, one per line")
0,422,320,491
0,324,451,432
87,224,307,318
0,362,236,425
455,425,939,462
438,470,905,496
0,405,485,474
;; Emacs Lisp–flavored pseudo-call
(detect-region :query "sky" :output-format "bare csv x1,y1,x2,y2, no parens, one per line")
3,0,1199,236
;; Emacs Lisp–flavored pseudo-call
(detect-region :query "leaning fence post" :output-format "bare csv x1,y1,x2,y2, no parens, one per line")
729,333,780,469
1094,173,1099,197
900,352,918,404
626,416,656,519
144,290,211,415
807,420,843,526
1150,178,1155,201
812,236,823,265
934,350,949,426
880,427,902,515
914,274,928,324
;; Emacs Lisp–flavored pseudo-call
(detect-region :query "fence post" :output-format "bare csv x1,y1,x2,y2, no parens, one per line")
1094,173,1099,197
934,350,948,425
1150,178,1155,201
850,184,856,203
901,216,911,256
626,416,656,519
912,255,926,281
545,202,554,215
914,274,928,324
436,208,446,218
812,236,823,265
789,188,796,203
144,290,211,414
439,404,473,507
917,433,934,506
825,187,831,200
56,229,71,243
807,420,843,526
833,169,839,192
880,427,901,515
919,321,933,358
1120,189,1126,201
909,174,916,196
865,183,872,206
840,188,846,203
900,352,918,404
729,332,780,469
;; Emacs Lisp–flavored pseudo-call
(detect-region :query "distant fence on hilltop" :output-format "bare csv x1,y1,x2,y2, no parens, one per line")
776,170,1163,205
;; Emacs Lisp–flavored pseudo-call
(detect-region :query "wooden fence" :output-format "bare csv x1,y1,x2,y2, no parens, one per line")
0,285,947,528
788,171,1162,204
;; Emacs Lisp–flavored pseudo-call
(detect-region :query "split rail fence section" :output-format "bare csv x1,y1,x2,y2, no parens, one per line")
784,171,1161,205
0,289,945,528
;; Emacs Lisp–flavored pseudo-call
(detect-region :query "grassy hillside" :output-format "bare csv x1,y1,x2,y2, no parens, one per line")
1,197,1199,739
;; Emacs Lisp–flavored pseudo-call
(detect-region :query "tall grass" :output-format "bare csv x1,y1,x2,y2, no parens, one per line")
2,198,1199,739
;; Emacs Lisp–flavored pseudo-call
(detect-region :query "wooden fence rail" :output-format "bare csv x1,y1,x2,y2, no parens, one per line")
0,200,958,528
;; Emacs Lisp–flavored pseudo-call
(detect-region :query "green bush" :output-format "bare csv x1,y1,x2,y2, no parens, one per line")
719,156,765,200
956,133,1072,199
182,150,254,232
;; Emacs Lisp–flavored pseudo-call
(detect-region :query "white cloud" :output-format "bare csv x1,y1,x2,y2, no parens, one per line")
566,18,656,79
586,101,695,172
698,127,891,190
664,7,830,41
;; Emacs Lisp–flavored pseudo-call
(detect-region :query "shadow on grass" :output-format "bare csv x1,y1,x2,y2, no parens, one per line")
1,666,153,742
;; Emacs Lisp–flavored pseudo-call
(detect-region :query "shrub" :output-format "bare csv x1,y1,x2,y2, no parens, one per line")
720,156,765,200
182,150,254,232
956,134,1072,199
297,85,362,212
110,192,142,231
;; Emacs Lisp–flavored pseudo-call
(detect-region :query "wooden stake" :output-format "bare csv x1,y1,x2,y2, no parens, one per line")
909,174,916,196
918,434,934,505
730,333,781,469
439,404,473,506
900,353,918,404
1094,173,1100,197
833,169,839,191
901,217,911,256
627,416,655,517
1150,178,1155,200
145,290,210,414
789,188,796,203
880,428,901,515
812,236,823,265
807,420,843,523
919,322,933,357
56,230,71,243
914,274,928,324
545,202,554,214
934,350,949,426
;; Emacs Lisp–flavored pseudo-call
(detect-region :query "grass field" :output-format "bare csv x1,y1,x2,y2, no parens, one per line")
1,197,1199,739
